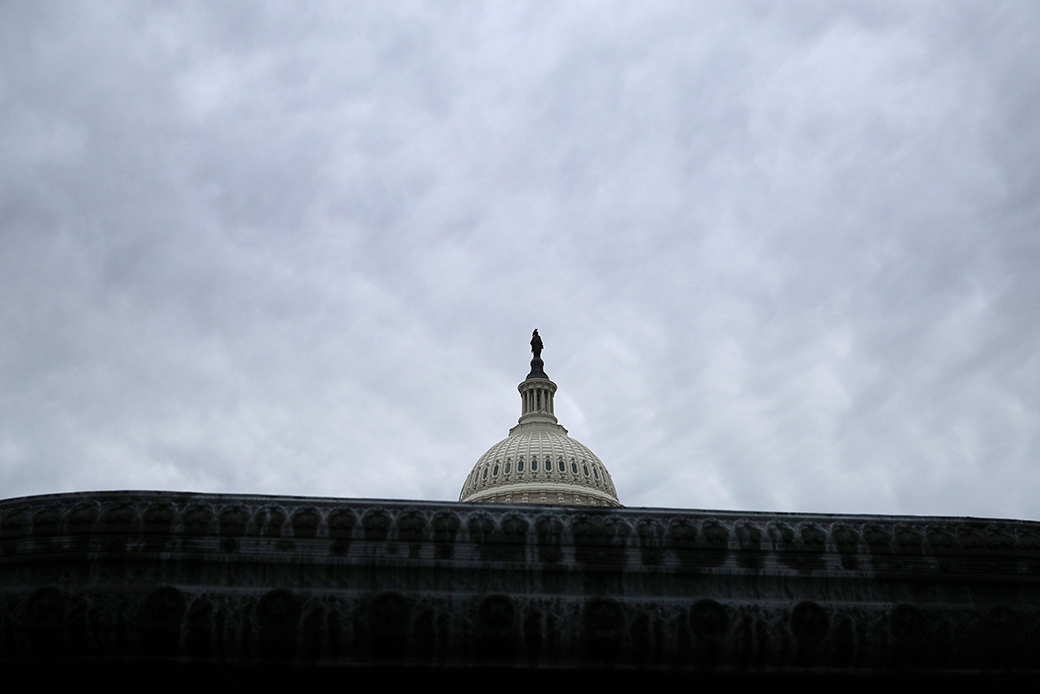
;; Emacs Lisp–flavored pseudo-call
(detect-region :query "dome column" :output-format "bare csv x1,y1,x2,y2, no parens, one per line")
518,377,558,426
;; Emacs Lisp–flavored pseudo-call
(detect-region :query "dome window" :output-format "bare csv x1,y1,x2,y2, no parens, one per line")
571,462,578,474
532,458,538,471
558,459,565,472
594,468,600,479
482,468,488,480
505,462,511,473
518,459,524,472
493,465,499,476
583,464,589,476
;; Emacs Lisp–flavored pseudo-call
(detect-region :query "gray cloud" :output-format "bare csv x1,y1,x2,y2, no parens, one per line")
2,2,1039,519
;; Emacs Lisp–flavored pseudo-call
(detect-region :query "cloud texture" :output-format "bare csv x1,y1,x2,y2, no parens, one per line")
3,2,1040,519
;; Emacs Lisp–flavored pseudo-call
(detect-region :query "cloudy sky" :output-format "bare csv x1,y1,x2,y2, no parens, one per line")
3,2,1039,519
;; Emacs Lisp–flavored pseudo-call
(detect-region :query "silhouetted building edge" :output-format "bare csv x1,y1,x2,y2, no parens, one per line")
2,490,1040,680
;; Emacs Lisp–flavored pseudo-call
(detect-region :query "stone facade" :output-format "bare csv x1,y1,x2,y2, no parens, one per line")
3,490,1040,679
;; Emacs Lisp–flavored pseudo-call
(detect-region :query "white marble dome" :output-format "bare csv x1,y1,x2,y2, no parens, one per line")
459,335,621,507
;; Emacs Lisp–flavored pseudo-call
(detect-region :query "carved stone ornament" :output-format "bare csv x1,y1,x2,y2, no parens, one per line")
2,490,1040,681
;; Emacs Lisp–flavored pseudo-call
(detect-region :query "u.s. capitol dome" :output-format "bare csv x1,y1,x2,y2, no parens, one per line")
459,331,620,507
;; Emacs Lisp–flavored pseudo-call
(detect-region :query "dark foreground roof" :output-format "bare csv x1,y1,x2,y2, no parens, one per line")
2,491,1040,682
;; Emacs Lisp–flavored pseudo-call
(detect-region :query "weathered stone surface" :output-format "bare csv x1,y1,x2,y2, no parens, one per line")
2,491,1040,678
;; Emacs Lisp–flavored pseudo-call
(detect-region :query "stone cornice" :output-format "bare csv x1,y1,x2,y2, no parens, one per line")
2,491,1040,677
464,482,622,506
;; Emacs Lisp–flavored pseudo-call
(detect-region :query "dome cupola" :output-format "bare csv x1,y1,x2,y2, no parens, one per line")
459,330,621,507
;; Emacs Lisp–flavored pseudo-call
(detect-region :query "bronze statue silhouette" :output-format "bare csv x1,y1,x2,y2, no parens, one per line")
530,329,543,359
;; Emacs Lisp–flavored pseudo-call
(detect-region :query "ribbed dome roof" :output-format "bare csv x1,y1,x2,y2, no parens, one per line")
459,331,621,507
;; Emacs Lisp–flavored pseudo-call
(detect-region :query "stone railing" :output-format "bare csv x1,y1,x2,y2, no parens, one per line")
2,491,1039,678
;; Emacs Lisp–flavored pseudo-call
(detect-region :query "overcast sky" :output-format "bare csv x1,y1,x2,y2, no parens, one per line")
3,2,1040,519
